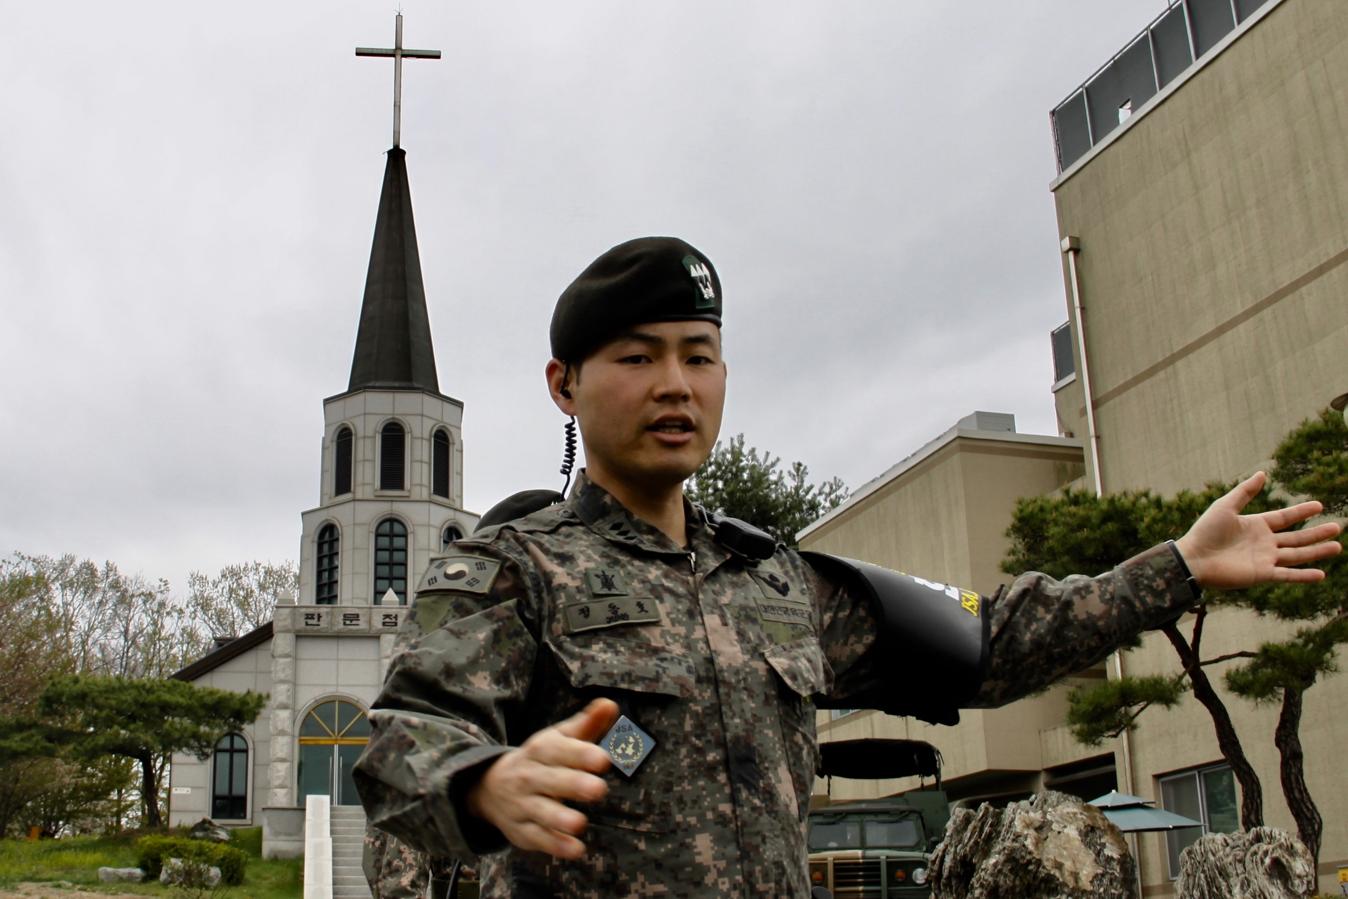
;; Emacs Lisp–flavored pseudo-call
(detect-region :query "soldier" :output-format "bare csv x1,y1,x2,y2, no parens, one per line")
354,236,1341,896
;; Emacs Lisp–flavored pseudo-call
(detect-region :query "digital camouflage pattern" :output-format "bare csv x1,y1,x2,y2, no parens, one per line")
363,824,468,898
354,472,1194,897
363,824,428,898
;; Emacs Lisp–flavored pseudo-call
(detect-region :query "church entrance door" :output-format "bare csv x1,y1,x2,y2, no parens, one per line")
297,699,371,806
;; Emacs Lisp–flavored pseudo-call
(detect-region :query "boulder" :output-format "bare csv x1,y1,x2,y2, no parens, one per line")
1176,827,1315,899
97,866,146,883
160,857,223,888
929,790,1137,899
189,816,232,842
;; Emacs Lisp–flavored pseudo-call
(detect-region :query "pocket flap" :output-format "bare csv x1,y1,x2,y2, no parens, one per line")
545,637,697,699
763,638,831,699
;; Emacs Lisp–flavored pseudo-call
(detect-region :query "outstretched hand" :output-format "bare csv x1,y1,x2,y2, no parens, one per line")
1174,471,1342,590
466,698,619,860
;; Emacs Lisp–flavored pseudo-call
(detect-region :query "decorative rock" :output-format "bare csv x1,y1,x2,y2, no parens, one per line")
189,817,232,842
929,790,1137,899
98,866,146,882
1176,827,1315,899
160,857,223,888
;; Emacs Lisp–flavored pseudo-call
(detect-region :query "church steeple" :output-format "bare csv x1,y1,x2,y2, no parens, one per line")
348,14,443,393
347,147,439,392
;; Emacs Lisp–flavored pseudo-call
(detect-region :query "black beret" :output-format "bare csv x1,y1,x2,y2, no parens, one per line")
474,489,565,532
550,236,722,362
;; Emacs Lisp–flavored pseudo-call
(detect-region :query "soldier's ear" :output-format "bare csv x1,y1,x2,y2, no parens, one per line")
546,358,576,414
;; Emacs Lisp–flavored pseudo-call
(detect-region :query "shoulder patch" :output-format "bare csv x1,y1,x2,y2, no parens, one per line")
417,554,502,595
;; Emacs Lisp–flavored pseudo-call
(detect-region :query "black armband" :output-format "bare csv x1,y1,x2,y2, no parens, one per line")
801,552,990,726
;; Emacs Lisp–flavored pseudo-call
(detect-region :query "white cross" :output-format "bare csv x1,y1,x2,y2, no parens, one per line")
356,13,442,147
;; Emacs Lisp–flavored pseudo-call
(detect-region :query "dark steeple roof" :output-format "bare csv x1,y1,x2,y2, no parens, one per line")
348,147,439,393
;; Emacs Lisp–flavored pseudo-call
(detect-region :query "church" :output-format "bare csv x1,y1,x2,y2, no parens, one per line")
165,17,474,860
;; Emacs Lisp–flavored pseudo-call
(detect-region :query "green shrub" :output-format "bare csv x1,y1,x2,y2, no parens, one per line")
135,834,247,885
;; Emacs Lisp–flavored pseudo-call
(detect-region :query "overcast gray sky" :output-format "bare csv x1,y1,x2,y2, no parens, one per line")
0,1,1167,591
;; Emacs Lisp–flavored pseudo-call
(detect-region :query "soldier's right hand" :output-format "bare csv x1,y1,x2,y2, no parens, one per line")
465,698,618,859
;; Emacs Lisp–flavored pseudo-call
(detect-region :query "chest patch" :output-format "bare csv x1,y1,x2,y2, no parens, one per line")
602,714,656,777
418,555,501,594
563,596,661,634
586,568,629,597
748,566,793,599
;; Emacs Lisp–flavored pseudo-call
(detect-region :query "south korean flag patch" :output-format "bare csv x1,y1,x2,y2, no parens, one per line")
417,554,501,594
683,254,717,308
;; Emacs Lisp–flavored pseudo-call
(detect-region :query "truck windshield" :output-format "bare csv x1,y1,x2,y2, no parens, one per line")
808,815,923,851
864,817,921,848
808,820,861,850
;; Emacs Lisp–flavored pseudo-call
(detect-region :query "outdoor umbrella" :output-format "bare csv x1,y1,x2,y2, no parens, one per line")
1088,790,1203,833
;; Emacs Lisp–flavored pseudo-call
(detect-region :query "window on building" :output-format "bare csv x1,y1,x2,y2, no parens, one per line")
316,524,339,605
1160,764,1239,878
334,426,353,496
374,517,408,604
212,733,248,820
432,429,451,499
1051,321,1076,385
379,422,405,491
442,524,464,550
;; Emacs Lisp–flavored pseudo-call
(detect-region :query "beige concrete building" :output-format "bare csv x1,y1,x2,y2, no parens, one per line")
801,412,1105,807
805,0,1348,894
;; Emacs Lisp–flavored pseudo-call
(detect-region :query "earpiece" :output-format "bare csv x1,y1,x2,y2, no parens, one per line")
559,363,574,400
560,416,578,494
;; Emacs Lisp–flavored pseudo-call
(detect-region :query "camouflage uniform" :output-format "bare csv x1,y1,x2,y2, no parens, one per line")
364,824,429,898
364,824,468,898
354,472,1194,896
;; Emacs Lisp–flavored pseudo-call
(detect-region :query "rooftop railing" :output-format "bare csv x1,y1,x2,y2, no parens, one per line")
1050,0,1273,173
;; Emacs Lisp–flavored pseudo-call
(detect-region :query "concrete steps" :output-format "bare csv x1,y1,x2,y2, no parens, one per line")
330,806,372,899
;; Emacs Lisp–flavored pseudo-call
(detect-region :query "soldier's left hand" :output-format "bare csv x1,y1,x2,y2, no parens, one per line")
1175,471,1342,589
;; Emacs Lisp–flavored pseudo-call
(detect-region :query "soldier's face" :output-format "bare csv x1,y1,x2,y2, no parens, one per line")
552,320,726,493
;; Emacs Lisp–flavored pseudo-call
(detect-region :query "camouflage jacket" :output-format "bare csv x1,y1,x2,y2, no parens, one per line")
353,472,1193,897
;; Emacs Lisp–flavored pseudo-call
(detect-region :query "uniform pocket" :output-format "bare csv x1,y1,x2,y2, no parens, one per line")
763,636,831,700
763,637,831,822
541,635,698,835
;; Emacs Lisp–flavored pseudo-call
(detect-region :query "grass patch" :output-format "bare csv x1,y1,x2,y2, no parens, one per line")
0,828,302,898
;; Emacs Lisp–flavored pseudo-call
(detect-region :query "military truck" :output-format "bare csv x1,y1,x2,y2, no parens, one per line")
807,739,950,899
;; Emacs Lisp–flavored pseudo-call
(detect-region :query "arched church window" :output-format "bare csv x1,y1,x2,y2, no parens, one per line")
212,733,248,820
379,422,405,491
432,428,451,499
297,700,371,807
374,518,408,604
316,525,339,605
334,426,353,496
441,524,464,550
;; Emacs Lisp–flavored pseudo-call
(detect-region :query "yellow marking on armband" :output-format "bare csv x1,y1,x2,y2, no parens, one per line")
960,590,980,617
